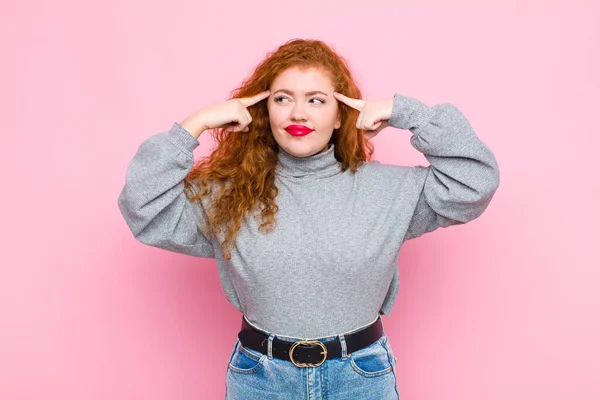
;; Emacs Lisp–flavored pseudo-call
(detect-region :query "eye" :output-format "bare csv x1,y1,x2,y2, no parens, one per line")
273,96,326,105
273,96,289,103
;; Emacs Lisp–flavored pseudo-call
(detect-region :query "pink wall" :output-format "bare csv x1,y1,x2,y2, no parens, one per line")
4,0,599,398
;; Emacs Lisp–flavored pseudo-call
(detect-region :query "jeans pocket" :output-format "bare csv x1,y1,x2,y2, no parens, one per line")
384,337,398,368
349,335,394,378
227,340,264,374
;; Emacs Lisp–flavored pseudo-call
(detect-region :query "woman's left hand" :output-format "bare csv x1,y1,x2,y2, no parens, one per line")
333,92,394,140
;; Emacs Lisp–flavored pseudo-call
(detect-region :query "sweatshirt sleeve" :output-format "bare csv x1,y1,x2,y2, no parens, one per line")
387,93,500,242
117,122,215,258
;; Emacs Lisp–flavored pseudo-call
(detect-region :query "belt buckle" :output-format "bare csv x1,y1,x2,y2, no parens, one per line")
289,340,327,368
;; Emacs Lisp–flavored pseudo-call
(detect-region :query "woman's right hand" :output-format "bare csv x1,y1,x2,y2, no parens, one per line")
179,90,271,138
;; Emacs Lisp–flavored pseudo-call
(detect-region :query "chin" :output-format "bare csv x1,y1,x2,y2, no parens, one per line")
275,132,331,157
279,142,327,158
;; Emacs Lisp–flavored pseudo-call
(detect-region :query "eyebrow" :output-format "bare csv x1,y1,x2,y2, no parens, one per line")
273,89,329,96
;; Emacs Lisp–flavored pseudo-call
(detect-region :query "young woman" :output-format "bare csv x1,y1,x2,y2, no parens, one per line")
118,38,500,399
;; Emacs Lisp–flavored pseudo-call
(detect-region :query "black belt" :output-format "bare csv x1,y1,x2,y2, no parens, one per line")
237,316,383,368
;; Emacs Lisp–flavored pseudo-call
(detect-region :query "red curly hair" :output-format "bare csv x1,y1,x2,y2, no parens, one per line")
184,38,374,260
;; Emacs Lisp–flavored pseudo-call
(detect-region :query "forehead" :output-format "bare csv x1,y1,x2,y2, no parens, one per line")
271,67,334,91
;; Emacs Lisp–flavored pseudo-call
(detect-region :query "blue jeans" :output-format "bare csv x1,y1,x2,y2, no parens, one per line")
225,318,400,399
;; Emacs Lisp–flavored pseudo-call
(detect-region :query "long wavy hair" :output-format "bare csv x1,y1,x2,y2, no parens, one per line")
184,38,374,260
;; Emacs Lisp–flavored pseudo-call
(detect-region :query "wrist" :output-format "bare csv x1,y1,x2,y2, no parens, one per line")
179,113,207,139
385,98,394,120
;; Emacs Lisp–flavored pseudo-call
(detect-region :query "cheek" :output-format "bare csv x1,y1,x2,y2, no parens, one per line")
319,110,338,127
268,109,286,127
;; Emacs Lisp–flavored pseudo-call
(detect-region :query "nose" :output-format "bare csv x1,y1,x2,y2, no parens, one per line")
290,102,308,121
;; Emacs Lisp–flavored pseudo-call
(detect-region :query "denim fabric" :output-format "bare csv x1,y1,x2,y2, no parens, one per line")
225,321,400,399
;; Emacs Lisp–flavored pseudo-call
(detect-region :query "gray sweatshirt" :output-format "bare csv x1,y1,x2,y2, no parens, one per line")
117,93,500,340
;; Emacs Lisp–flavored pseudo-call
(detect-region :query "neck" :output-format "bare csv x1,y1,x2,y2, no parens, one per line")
275,143,342,179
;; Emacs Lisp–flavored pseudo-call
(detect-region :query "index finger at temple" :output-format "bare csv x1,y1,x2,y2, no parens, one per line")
333,92,364,110
240,90,271,107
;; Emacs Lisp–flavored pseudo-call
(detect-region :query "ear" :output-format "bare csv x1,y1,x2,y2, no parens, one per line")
335,110,341,130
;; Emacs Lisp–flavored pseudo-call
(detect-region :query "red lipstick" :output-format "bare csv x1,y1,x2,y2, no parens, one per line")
284,125,314,136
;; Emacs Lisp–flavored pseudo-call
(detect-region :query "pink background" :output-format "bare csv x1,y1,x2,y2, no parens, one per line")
4,0,599,398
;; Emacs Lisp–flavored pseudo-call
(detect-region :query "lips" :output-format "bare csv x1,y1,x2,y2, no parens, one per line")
284,125,314,136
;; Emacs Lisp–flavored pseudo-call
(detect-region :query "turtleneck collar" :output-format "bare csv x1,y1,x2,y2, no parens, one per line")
275,143,342,179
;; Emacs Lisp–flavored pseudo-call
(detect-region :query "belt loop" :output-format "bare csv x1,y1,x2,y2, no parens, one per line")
338,333,349,360
267,334,275,360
